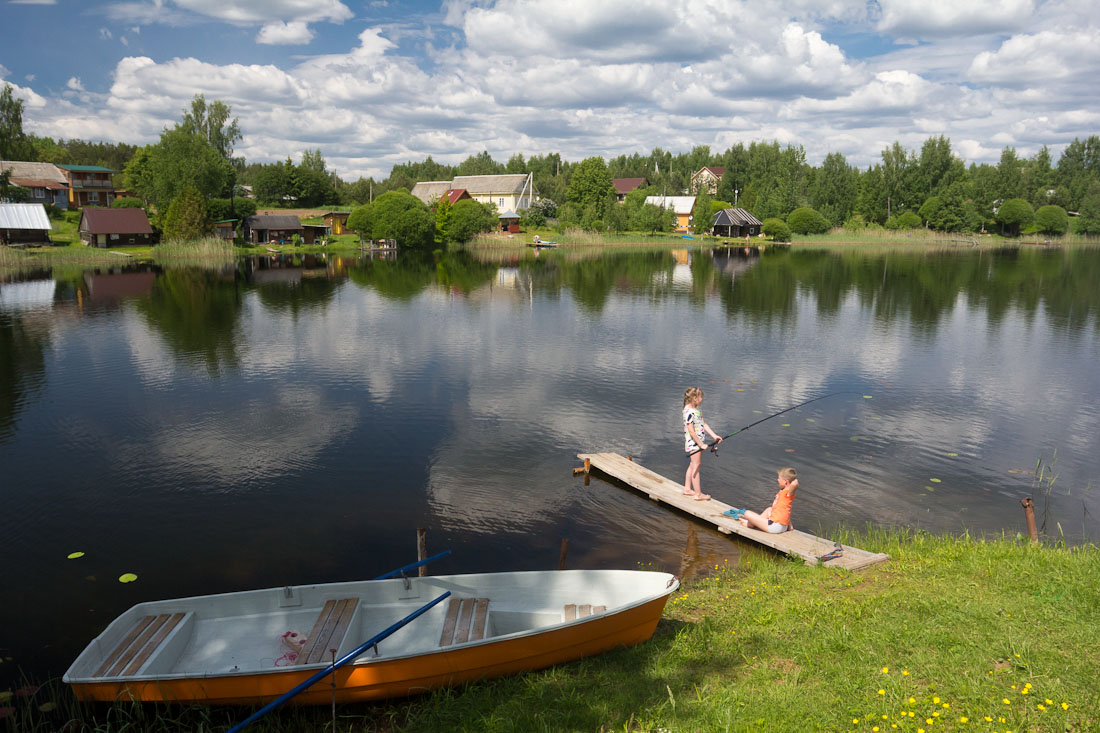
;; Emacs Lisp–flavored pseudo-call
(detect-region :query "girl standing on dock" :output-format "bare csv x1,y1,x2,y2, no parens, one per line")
683,386,723,501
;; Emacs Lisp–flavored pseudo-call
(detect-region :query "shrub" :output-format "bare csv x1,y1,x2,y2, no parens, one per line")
206,197,257,222
897,211,922,229
1033,205,1069,235
842,214,867,230
786,207,830,234
762,218,791,242
995,198,1034,236
449,199,496,243
111,196,145,209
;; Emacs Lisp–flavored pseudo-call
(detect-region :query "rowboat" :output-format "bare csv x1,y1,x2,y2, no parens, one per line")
64,569,678,706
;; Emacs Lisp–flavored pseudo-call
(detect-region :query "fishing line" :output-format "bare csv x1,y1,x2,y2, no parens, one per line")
691,391,861,456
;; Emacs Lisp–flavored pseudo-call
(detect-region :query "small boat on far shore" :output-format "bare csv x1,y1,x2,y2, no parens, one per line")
64,569,678,707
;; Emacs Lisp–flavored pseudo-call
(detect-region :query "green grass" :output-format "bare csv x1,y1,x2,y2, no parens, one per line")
3,529,1096,731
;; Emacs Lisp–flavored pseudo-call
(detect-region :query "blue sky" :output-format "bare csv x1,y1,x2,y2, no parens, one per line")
2,0,1098,180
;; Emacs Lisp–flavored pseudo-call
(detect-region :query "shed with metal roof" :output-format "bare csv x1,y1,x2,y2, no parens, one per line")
0,203,52,246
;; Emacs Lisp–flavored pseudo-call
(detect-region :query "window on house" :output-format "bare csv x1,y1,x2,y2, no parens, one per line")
34,188,45,198
499,198,505,208
88,191,99,202
110,233,119,240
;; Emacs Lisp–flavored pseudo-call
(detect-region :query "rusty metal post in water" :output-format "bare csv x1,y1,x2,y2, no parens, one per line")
1020,497,1039,543
417,527,428,576
558,538,569,570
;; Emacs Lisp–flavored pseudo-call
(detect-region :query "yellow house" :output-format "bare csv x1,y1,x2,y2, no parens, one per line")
645,195,697,232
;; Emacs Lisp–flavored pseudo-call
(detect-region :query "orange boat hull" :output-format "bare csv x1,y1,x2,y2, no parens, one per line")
70,594,669,706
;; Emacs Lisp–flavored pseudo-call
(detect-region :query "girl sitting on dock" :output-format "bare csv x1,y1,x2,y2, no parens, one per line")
683,386,723,501
734,467,798,533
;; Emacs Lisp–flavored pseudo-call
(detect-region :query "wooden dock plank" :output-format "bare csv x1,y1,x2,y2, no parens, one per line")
121,612,185,676
452,598,476,645
577,452,889,570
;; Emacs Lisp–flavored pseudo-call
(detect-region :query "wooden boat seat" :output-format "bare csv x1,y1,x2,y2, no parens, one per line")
439,597,490,647
563,604,606,621
93,613,187,678
296,598,359,665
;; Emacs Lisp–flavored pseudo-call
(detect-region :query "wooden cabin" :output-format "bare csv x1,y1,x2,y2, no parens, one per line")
244,215,307,244
78,208,154,247
711,208,763,238
322,211,350,235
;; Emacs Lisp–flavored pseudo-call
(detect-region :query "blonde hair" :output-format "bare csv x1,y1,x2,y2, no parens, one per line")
683,386,703,406
778,467,797,482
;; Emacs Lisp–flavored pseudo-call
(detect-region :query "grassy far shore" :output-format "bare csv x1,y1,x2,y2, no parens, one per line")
3,529,1096,732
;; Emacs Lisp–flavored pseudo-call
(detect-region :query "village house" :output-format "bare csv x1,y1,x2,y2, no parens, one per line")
711,208,763,238
0,202,52,246
243,214,309,244
411,174,537,212
0,161,71,208
58,164,117,209
322,211,350,235
78,208,155,247
612,178,647,202
690,166,725,195
645,195,697,233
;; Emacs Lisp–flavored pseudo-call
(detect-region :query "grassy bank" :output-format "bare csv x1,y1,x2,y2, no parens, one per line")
3,529,1096,732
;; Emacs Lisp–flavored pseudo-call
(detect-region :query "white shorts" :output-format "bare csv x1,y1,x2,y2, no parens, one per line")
765,521,788,534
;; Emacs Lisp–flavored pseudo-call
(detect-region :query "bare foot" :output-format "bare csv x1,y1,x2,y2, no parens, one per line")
738,517,749,527
694,494,711,501
682,490,694,496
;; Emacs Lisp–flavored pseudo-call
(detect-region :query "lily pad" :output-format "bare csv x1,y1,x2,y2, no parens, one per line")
930,478,942,483
925,486,935,492
118,573,138,584
947,452,959,457
38,702,57,713
67,551,85,560
753,410,763,414
805,418,816,422
850,436,860,441
781,423,790,427
0,691,11,702
863,395,873,399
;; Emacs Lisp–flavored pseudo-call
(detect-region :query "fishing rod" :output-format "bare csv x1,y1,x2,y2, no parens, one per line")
696,391,859,455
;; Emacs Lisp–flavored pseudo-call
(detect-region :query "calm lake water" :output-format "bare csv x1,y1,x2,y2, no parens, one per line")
2,244,1099,684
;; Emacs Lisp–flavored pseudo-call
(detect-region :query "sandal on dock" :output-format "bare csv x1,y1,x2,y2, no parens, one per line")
723,508,746,518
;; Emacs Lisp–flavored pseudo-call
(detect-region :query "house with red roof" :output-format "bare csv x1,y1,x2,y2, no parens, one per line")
612,178,647,202
78,208,155,247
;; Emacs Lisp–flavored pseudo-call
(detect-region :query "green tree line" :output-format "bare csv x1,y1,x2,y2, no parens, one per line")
4,82,1100,238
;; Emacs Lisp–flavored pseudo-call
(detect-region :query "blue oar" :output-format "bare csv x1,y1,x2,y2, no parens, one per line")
372,550,452,580
229,590,452,733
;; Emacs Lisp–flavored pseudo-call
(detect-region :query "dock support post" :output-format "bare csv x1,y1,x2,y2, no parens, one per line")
558,539,569,570
572,458,592,476
417,528,428,576
1020,498,1039,543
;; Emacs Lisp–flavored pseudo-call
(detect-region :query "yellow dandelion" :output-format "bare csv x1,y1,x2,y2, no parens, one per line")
882,715,888,720
1037,704,1046,711
902,670,910,676
999,717,1006,723
984,716,992,722
1061,702,1069,710
908,712,915,718
882,666,889,673
1024,683,1031,688
1021,688,1029,695
909,697,916,704
933,711,940,717
853,718,860,724
1002,698,1011,705
933,697,940,704
960,717,968,723
873,728,880,732
1045,698,1052,705
878,689,886,695
926,718,934,725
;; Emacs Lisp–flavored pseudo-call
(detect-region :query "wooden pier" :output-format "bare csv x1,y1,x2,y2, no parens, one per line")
576,452,888,571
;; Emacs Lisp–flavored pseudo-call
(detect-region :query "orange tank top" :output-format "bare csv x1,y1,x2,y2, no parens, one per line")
770,487,794,526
